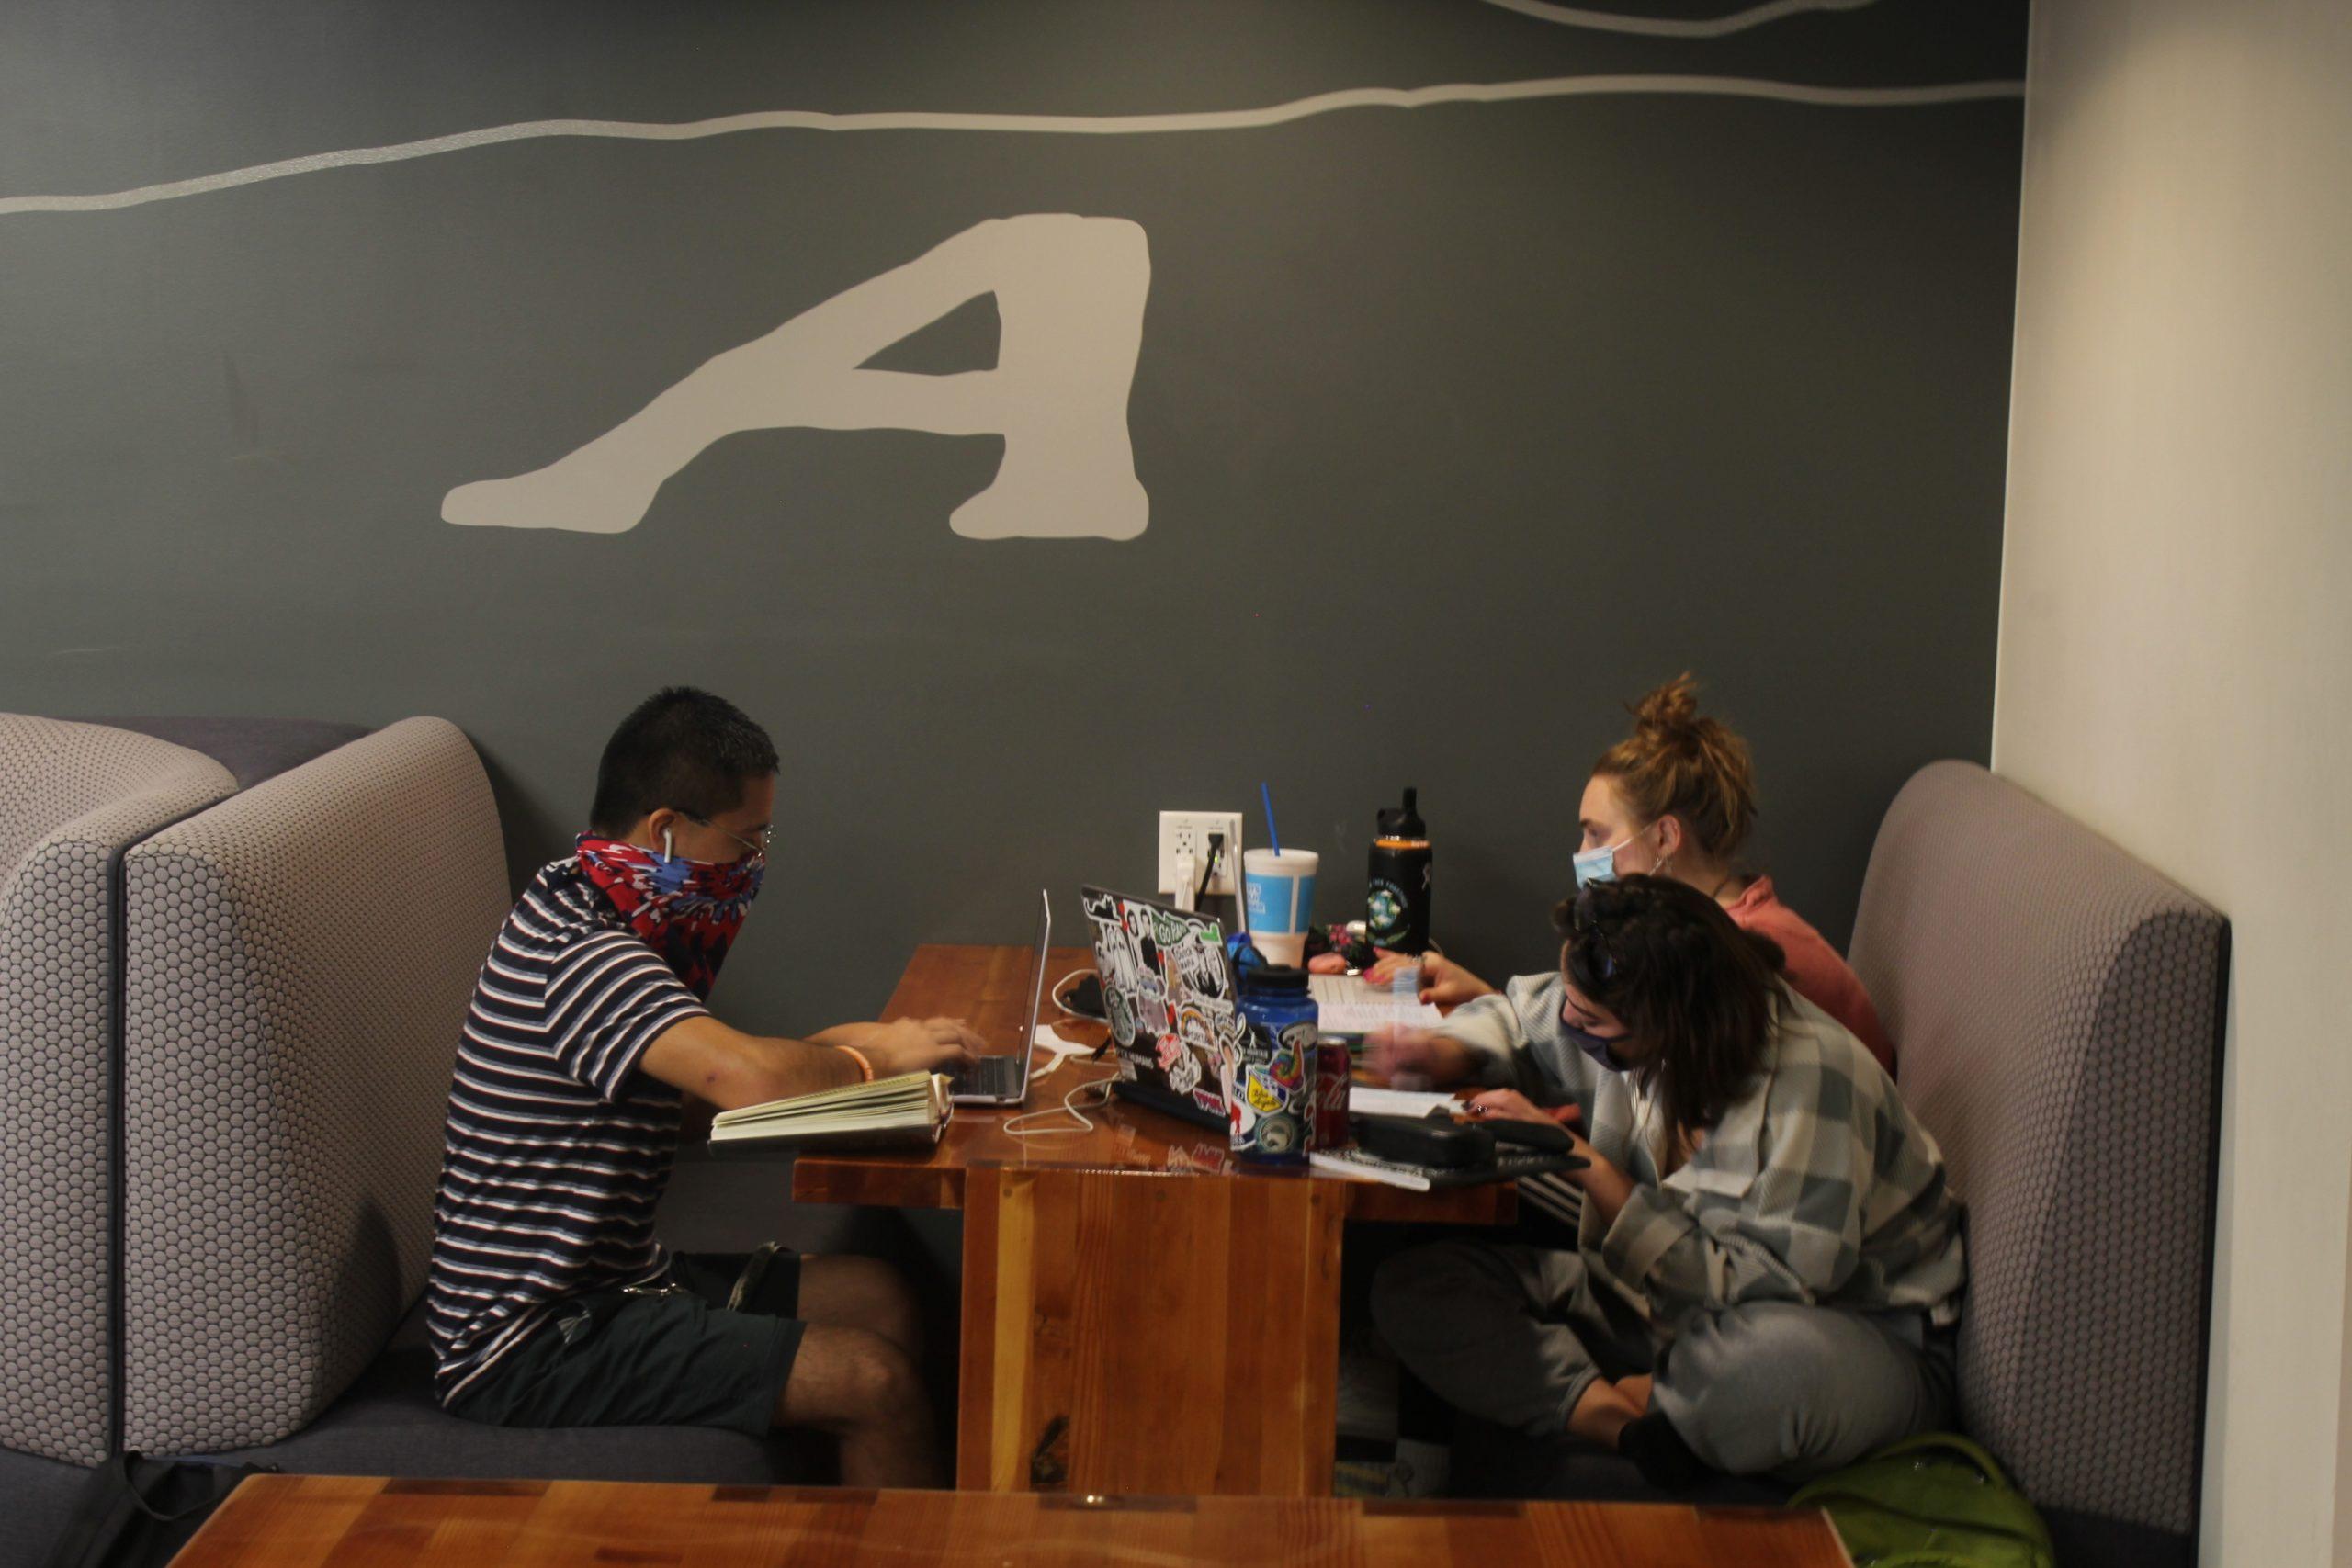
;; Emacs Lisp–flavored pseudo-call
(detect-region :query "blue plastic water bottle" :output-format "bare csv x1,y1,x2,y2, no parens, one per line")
1227,942,1317,1166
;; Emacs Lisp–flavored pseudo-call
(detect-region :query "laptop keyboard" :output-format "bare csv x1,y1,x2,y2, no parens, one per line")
952,1054,1025,1099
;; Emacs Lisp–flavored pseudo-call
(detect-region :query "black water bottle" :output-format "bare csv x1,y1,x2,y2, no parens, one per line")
1366,787,1432,953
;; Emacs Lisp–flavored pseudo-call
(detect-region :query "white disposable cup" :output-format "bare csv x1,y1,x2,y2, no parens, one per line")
1243,848,1319,968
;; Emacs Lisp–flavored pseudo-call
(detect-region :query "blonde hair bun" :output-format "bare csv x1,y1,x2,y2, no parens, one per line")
1593,672,1758,859
1629,672,1703,742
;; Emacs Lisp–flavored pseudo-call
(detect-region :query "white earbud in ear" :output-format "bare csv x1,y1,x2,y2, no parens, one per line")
662,829,674,861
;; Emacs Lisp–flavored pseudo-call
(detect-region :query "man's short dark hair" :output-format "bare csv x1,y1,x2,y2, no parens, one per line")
589,687,779,836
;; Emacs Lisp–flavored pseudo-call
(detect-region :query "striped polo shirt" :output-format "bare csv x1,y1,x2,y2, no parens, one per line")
425,856,711,1403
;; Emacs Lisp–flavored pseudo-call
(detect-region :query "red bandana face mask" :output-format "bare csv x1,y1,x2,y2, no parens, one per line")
575,833,764,999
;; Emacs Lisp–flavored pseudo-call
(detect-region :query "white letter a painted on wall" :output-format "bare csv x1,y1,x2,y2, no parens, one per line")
444,213,1150,540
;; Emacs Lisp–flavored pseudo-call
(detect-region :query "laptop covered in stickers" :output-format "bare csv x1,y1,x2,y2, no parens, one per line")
1078,886,1239,1133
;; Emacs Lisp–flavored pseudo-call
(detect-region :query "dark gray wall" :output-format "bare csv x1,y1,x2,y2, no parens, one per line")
0,1,2024,1033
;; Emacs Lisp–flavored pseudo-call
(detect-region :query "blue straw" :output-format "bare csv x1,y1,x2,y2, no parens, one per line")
1260,782,1282,856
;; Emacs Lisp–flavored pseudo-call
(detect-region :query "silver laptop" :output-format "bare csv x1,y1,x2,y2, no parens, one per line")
948,888,1052,1106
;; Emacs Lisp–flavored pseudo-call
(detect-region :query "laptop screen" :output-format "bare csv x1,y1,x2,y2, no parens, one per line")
1012,888,1051,1087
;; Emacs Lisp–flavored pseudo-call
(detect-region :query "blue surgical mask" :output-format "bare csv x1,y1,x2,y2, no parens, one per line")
1573,837,1629,891
1563,1021,1630,1073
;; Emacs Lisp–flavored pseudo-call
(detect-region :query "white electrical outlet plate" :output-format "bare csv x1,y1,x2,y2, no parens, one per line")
1158,810,1244,897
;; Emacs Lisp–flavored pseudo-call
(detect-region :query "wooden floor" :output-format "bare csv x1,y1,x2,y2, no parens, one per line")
174,1476,1852,1567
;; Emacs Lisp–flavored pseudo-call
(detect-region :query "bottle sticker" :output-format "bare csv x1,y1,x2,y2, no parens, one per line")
1255,1115,1302,1155
1231,1016,1317,1158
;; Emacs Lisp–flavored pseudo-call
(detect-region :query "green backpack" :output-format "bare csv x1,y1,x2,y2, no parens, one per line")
1790,1433,2054,1568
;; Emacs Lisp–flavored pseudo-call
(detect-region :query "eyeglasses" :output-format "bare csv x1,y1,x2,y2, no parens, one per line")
684,815,771,857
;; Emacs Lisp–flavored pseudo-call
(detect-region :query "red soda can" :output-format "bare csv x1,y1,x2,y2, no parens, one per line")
1313,1041,1352,1151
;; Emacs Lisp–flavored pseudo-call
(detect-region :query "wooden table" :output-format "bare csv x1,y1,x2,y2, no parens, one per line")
794,946,1515,1500
175,1476,1854,1567
794,945,1510,1227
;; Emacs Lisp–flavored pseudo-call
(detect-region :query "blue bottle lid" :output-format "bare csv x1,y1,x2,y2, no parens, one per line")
1227,934,1309,998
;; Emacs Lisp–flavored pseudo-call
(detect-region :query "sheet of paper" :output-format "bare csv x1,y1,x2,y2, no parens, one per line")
1348,1086,1463,1120
1312,973,1446,1035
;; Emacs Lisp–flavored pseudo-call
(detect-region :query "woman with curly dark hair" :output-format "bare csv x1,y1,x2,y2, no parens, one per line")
1371,876,1963,1487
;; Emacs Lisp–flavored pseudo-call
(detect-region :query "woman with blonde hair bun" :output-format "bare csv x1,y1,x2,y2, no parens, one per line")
1371,672,1894,1080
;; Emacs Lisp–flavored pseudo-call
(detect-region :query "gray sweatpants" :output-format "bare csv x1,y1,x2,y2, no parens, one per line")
1369,1239,1953,1481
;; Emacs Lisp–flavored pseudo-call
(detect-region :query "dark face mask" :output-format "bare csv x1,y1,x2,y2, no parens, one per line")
1562,1020,1633,1073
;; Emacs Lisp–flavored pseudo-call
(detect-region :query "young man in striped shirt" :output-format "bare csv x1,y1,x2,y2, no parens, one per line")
427,687,978,1485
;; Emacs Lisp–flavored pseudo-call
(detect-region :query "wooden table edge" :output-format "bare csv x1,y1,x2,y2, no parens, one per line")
175,1475,1855,1567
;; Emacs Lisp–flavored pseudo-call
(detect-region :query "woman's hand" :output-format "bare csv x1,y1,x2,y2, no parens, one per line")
1363,950,1498,1008
1462,1092,1633,1223
1461,1089,1575,1127
1363,1026,1475,1088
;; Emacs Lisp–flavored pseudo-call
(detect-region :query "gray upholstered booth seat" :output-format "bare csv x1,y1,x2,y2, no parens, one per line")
117,718,513,1454
195,1154,878,1492
173,1156,876,1495
200,1304,814,1486
0,717,237,1471
1849,761,2224,1568
1453,762,2226,1568
0,714,853,1568
0,715,540,1568
80,716,371,791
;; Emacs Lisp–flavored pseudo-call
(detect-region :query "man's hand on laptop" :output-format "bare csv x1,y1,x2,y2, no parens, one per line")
863,1016,982,1077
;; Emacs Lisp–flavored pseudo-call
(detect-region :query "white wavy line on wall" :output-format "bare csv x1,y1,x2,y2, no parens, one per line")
0,73,2021,219
1475,0,1879,38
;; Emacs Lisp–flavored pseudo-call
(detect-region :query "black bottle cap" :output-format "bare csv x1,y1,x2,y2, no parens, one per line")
1375,786,1426,840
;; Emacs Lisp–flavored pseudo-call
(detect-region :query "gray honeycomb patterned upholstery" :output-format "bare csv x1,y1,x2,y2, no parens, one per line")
0,716,235,1465
1849,761,2225,1540
120,717,510,1453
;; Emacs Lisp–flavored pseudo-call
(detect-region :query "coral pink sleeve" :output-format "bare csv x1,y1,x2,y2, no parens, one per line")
1727,879,1897,1074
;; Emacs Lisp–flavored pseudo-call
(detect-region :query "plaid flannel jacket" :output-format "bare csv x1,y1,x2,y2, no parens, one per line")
1442,977,1965,1332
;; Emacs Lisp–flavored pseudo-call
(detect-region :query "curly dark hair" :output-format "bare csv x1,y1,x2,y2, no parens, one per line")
1554,874,1787,1156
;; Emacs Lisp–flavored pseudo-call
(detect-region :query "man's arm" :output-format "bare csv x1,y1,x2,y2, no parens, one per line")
639,1014,978,1111
808,1018,980,1053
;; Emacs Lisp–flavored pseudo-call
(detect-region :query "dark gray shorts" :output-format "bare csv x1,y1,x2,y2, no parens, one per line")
449,1247,806,1438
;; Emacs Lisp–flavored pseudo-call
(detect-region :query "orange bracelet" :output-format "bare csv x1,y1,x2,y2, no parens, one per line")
839,1045,876,1084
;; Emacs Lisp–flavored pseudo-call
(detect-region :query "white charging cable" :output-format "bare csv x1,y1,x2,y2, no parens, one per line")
1048,968,1098,1019
1002,1076,1117,1137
